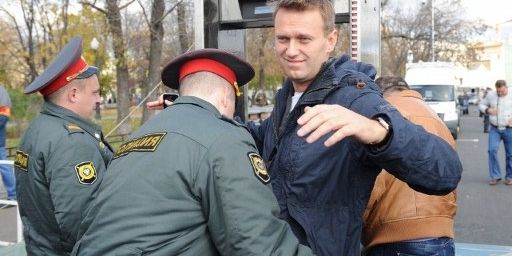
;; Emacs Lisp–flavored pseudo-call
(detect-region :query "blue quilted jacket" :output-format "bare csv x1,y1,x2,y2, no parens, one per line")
248,55,462,256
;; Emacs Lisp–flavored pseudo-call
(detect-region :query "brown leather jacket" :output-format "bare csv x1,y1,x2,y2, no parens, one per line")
362,90,458,249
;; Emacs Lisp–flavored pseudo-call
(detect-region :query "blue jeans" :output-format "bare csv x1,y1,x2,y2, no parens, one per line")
488,126,512,181
0,146,15,200
364,237,455,256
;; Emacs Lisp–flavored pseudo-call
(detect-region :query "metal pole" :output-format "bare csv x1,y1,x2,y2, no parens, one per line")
194,0,204,50
431,0,435,62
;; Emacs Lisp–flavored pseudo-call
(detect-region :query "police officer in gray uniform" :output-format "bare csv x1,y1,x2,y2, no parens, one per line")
72,49,312,256
14,36,113,255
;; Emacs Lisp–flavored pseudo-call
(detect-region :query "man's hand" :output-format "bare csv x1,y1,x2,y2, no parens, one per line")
296,104,389,147
487,107,497,116
146,94,173,110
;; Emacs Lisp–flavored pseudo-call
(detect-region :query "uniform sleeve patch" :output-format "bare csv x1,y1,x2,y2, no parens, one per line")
113,132,167,159
14,150,29,171
248,152,270,184
75,161,97,184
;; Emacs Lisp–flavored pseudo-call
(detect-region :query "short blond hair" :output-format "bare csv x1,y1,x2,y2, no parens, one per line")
179,72,235,102
44,78,87,103
375,76,409,94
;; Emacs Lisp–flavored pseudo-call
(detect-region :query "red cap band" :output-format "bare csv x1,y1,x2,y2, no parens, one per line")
40,56,89,96
179,58,241,96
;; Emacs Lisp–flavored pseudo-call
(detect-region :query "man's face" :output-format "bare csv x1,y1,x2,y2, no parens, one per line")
75,75,101,119
496,85,508,97
274,8,337,91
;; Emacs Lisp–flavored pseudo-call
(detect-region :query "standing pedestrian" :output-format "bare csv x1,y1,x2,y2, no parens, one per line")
458,90,469,115
479,79,512,185
481,87,492,133
14,36,113,255
0,84,14,202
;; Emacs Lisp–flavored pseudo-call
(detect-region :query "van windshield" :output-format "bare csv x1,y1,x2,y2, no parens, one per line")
409,85,455,102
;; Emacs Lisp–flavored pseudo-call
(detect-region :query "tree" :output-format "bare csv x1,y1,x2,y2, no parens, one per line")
0,12,26,87
82,0,136,135
2,0,38,83
246,28,282,99
380,0,488,76
139,0,183,124
176,0,191,53
137,0,164,123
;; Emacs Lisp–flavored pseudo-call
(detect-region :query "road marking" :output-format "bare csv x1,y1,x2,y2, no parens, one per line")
457,139,479,142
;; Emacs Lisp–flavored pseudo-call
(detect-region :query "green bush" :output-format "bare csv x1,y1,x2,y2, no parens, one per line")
7,88,43,140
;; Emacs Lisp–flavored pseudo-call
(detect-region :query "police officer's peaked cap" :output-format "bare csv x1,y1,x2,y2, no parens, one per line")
24,36,98,96
161,48,255,96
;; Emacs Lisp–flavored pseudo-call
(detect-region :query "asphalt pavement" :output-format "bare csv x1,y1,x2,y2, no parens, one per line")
454,105,512,246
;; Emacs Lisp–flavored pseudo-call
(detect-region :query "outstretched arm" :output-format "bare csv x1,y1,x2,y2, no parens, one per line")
146,94,173,110
297,104,388,147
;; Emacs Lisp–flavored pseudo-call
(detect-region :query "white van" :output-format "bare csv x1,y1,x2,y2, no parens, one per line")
405,62,461,139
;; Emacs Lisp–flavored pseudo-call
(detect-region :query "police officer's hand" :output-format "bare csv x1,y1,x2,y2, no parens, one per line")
146,94,173,110
297,104,389,147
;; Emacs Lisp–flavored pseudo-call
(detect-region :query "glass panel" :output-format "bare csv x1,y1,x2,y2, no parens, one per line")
410,85,455,102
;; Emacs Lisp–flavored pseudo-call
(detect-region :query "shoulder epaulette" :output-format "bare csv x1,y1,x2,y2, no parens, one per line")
65,123,84,133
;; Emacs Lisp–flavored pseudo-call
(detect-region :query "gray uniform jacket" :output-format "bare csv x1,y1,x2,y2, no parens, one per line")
73,96,312,256
14,101,113,255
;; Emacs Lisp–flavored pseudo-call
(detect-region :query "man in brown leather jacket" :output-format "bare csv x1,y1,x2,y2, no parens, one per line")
362,76,458,256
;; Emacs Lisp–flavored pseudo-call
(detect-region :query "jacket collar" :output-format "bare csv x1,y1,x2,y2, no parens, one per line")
42,101,102,135
173,96,246,127
171,96,224,119
398,90,423,100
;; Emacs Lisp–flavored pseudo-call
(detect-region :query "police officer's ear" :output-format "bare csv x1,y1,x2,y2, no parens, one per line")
66,88,77,103
66,81,82,103
220,84,232,109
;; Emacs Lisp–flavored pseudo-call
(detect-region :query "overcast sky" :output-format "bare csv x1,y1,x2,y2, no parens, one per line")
462,0,512,25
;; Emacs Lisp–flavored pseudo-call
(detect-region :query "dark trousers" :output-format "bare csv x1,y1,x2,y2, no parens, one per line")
364,237,455,256
483,114,490,132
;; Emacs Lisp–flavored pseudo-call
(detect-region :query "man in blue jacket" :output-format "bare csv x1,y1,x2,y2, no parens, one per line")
246,0,463,255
